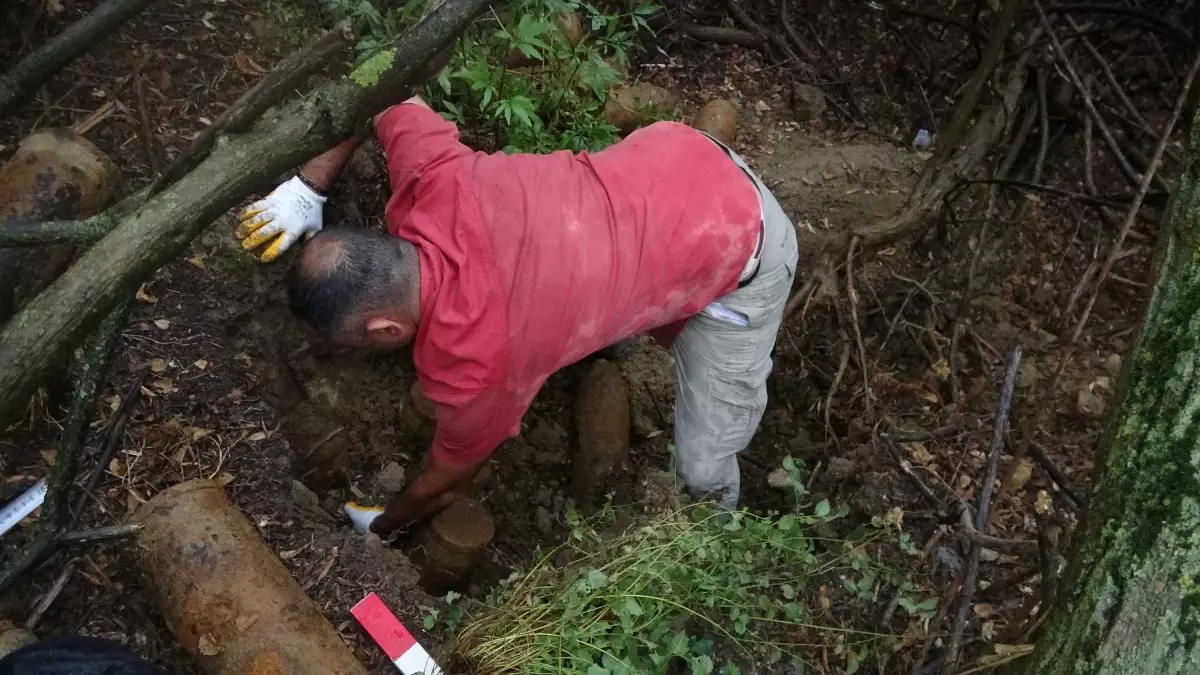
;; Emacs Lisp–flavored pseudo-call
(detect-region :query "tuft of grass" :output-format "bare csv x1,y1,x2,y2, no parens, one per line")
450,496,938,675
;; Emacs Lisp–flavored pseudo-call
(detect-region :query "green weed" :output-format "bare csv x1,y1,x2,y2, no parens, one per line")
319,0,659,152
441,498,939,674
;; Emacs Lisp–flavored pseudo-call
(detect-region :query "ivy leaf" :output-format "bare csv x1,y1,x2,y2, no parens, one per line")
691,655,714,675
781,583,796,600
585,569,608,590
814,499,831,518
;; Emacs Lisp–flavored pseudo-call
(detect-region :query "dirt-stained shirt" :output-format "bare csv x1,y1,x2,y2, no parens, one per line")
375,103,760,465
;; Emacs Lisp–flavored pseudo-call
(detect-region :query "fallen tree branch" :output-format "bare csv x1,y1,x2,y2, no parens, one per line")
845,236,873,416
58,522,143,545
1043,3,1193,45
0,0,487,432
0,214,120,248
958,505,1039,555
966,178,1131,209
947,347,1022,667
936,0,1023,157
0,300,130,595
25,564,72,631
149,19,356,196
676,24,764,48
1069,48,1200,343
779,0,819,63
1029,440,1087,509
71,376,144,521
0,0,155,115
1038,3,1143,190
726,0,806,68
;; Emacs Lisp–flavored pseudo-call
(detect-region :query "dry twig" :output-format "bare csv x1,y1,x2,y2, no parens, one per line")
946,347,1022,666
845,237,873,416
1069,48,1200,343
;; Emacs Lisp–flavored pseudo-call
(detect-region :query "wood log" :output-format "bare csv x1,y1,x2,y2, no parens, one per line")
0,0,155,115
0,0,488,433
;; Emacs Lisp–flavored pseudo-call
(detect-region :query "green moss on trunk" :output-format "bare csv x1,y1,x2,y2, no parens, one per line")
1025,115,1200,674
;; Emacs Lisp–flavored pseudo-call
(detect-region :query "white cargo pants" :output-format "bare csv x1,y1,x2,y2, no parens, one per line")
671,147,798,508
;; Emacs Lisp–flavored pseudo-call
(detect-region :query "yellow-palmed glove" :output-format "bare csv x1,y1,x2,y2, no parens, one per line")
236,176,327,262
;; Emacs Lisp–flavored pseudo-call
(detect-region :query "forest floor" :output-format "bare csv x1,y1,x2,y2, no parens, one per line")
0,0,1179,673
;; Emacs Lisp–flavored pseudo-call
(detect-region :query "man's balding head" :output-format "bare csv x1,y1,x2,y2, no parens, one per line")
288,228,420,348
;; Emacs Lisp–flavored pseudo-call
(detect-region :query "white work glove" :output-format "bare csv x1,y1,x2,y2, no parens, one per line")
236,175,327,263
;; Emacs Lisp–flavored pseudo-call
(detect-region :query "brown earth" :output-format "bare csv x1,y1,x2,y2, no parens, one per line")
0,0,1174,673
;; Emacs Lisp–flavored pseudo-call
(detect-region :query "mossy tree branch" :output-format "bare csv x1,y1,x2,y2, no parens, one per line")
0,0,489,432
0,0,155,115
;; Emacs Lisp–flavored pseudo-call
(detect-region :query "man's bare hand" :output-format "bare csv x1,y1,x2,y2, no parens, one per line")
368,454,482,536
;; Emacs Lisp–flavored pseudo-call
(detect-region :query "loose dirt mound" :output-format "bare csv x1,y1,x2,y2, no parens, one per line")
756,138,924,230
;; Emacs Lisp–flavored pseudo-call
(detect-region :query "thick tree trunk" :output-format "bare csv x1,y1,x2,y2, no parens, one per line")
0,0,487,434
1023,116,1200,673
0,0,155,115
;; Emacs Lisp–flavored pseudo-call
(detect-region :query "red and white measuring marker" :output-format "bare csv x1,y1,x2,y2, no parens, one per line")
352,592,443,675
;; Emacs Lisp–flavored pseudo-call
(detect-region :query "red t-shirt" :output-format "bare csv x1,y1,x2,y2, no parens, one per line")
375,103,760,465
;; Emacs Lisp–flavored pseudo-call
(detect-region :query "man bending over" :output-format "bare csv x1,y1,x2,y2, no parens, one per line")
237,96,798,536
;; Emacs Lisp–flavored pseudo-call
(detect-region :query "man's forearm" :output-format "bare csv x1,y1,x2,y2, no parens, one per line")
297,131,369,192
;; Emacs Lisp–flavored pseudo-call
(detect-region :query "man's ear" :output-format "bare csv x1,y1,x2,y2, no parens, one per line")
365,316,408,337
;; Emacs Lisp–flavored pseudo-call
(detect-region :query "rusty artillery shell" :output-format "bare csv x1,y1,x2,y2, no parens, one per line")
134,480,368,675
416,498,494,596
0,128,119,222
0,128,120,325
572,360,630,508
693,99,739,147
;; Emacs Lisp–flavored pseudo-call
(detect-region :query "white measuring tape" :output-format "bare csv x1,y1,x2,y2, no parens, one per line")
0,479,48,538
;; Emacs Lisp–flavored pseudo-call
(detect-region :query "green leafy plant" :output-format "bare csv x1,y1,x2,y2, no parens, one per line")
452,496,933,674
320,0,660,153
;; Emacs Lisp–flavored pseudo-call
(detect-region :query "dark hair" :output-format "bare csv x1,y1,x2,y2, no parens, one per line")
287,228,415,336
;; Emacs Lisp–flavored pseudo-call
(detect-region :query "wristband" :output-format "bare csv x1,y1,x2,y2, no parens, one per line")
295,172,328,197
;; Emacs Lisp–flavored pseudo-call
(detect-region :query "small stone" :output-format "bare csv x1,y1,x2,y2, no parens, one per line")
790,83,827,122
754,99,770,114
0,628,36,659
1103,353,1122,377
824,457,856,483
555,11,584,46
979,548,1001,562
603,84,679,134
767,467,790,490
1076,385,1108,419
291,480,323,515
1005,459,1034,492
936,546,964,572
1017,361,1040,390
527,418,566,450
535,506,554,535
377,462,407,494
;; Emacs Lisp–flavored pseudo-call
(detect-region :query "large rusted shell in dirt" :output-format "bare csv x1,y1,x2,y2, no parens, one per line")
603,84,679,134
572,359,630,508
0,128,119,222
133,480,368,675
693,99,738,146
416,497,494,596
